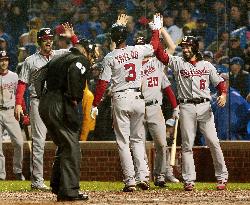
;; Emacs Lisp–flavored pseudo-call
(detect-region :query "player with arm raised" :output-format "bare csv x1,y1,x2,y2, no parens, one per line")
14,23,79,191
138,18,179,187
155,35,228,191
91,13,161,192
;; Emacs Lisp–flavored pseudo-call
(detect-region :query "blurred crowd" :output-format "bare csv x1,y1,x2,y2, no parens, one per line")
1,0,250,142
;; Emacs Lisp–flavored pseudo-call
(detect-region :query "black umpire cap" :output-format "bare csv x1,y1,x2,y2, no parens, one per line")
76,38,96,53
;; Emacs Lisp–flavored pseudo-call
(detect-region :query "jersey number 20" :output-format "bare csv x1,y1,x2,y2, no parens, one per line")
148,77,159,87
124,63,136,81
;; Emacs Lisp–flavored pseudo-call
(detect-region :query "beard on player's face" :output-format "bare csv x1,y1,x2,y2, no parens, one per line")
182,47,195,61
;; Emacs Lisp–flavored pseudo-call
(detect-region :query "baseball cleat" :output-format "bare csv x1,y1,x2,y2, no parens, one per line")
154,180,166,188
184,183,194,191
216,180,227,190
166,175,180,183
57,193,89,202
122,185,136,192
31,183,50,191
136,181,150,190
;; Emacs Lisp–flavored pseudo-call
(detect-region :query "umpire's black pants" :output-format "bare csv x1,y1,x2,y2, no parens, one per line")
39,90,81,198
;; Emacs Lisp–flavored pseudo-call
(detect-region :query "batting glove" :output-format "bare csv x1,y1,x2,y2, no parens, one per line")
148,13,162,30
172,106,180,119
90,106,98,119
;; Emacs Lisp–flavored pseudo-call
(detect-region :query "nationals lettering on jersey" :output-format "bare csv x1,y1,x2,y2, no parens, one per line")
167,55,224,99
100,44,154,92
141,57,170,104
180,67,210,78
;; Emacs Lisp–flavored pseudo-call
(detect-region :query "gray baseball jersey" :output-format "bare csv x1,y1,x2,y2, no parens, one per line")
100,44,154,92
141,57,170,104
0,71,18,107
168,55,224,99
19,49,68,97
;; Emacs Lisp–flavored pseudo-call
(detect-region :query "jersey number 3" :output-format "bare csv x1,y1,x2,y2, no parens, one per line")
124,63,136,81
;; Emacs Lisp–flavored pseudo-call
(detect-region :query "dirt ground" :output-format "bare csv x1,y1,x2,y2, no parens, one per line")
0,190,250,205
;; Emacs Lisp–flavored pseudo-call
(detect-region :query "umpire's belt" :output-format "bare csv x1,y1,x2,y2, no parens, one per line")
145,99,158,106
178,98,210,105
0,106,14,110
115,88,141,93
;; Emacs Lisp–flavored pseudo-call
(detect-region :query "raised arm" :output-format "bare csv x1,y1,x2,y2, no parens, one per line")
160,26,176,55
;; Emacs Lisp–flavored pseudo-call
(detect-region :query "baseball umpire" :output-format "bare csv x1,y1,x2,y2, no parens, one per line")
155,36,228,191
38,38,98,201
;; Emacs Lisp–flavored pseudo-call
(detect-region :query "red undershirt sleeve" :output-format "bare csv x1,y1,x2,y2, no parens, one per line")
70,35,78,46
216,81,227,95
155,43,169,65
163,86,177,109
92,79,109,107
150,30,160,52
16,80,27,105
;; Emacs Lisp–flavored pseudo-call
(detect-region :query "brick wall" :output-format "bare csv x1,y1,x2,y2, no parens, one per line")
3,141,250,182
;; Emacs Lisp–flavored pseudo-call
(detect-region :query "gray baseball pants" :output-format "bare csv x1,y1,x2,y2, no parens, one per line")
0,109,23,179
30,98,47,186
144,104,173,182
180,102,228,184
112,91,149,186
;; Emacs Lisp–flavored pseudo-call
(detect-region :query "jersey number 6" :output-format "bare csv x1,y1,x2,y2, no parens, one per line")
124,63,136,82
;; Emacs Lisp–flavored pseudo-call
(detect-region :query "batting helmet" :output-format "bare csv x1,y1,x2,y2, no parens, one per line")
37,28,54,45
179,36,199,54
0,50,9,60
110,24,128,45
76,38,96,54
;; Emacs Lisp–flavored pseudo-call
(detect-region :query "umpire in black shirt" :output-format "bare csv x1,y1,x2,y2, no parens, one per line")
38,38,98,201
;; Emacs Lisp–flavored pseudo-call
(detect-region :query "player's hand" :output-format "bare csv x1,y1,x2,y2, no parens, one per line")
116,14,128,26
172,105,180,119
61,22,75,38
148,13,161,30
14,105,24,121
90,106,98,119
217,93,227,107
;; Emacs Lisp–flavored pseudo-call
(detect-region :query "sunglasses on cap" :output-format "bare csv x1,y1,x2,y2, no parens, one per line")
40,35,53,42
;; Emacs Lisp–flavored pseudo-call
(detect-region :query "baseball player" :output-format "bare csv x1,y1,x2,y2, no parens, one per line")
155,36,228,191
14,23,78,190
136,26,179,188
91,14,161,192
0,50,25,181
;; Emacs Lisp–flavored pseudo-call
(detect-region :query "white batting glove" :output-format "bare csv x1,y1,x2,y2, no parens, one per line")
90,106,98,119
172,105,180,119
148,13,162,30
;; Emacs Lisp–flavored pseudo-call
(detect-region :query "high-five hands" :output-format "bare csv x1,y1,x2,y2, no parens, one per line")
148,13,162,30
60,22,75,38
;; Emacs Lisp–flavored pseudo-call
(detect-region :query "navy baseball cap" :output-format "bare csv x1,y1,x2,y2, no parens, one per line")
203,51,213,59
163,10,174,18
230,57,244,66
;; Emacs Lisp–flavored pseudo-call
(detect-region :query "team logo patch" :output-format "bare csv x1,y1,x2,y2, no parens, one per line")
76,62,86,74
